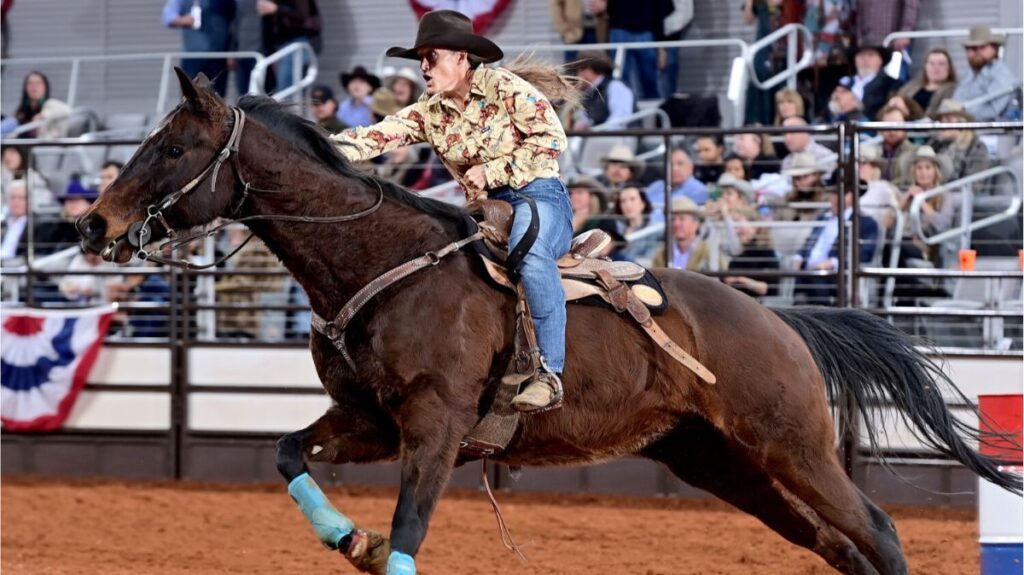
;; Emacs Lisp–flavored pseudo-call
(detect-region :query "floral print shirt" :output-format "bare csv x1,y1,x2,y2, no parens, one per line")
331,66,567,202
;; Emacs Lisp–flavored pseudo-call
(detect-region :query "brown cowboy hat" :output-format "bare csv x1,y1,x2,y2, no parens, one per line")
386,10,503,64
962,25,1005,48
929,98,975,122
370,88,401,117
340,66,381,91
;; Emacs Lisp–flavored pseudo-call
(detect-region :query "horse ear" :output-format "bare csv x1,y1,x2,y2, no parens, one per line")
193,72,214,92
174,66,205,112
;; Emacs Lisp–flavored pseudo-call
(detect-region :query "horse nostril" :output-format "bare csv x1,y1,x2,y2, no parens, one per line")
76,213,107,242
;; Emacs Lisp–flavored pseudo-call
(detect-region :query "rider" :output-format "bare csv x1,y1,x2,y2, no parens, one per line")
331,10,573,412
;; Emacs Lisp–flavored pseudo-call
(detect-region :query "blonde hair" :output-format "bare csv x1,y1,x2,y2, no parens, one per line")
502,53,583,108
774,89,805,125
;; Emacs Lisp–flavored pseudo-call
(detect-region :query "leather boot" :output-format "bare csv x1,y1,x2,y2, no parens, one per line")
511,371,563,413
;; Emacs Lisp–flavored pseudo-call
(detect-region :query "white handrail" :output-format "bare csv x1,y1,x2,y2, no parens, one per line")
883,28,1024,48
909,166,1021,245
249,42,319,102
745,24,815,91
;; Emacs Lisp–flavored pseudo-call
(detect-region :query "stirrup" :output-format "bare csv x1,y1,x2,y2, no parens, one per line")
511,370,564,414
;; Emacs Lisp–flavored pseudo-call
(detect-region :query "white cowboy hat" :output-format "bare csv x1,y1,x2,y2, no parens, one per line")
782,153,827,177
382,66,423,88
716,173,754,202
600,144,643,173
962,25,1006,47
909,145,953,182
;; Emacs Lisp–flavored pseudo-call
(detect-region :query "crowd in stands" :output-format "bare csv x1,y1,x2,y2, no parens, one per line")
1,0,1022,328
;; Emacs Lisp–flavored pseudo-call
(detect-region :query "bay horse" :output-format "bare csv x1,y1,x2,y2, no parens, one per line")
77,70,1019,575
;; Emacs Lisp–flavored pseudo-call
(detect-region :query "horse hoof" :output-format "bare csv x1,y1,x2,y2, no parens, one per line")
342,529,391,575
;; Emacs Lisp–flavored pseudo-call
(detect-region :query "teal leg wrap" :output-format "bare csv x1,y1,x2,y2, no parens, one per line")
387,551,416,575
287,472,354,549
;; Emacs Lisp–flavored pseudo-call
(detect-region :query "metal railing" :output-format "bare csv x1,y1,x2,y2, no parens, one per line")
249,42,319,103
883,27,1024,48
746,23,815,91
909,166,1021,246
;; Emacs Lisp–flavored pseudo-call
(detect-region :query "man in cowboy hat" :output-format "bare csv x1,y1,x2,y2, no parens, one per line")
651,196,722,271
926,98,990,184
310,85,347,134
953,25,1018,121
572,50,635,130
337,66,381,128
331,10,578,417
597,143,643,194
849,44,902,120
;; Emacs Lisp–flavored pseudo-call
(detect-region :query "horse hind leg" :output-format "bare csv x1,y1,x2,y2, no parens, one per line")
277,404,401,575
642,419,889,575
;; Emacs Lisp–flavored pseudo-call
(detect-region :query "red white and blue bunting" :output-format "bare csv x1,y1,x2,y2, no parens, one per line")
1,306,115,431
407,0,513,33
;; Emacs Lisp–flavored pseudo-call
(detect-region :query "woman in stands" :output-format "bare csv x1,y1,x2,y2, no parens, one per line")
732,127,779,180
899,146,954,263
774,89,806,125
612,184,660,266
722,206,778,298
0,145,56,211
12,71,70,139
897,47,959,118
383,66,424,108
331,10,578,413
693,135,726,184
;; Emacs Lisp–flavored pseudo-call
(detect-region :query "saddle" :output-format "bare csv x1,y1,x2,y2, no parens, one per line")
458,200,716,460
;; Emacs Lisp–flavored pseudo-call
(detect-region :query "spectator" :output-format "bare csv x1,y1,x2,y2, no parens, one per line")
162,0,234,96
215,229,286,339
550,0,609,61
693,135,725,184
652,196,724,270
382,66,423,108
337,66,379,128
1,180,28,261
36,179,95,255
657,0,693,99
370,88,400,122
857,144,900,231
723,206,779,298
882,93,925,122
927,99,990,184
743,0,790,125
768,153,830,254
953,26,1018,121
896,47,958,117
572,51,635,130
231,0,265,97
732,129,779,180
58,252,122,305
646,147,709,218
780,117,837,177
260,0,322,93
824,76,870,123
715,173,755,213
796,180,879,302
613,184,660,264
722,153,749,181
898,145,953,263
854,0,919,64
806,0,855,114
1,145,55,211
568,175,610,232
370,89,424,187
877,105,917,187
9,71,70,139
597,144,642,195
603,0,674,99
849,45,901,120
309,85,347,134
774,88,806,125
98,161,123,195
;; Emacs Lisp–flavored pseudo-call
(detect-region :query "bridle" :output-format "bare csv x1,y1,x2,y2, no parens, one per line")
101,106,384,269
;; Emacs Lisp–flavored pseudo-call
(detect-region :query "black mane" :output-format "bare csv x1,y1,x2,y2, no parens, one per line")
237,95,467,226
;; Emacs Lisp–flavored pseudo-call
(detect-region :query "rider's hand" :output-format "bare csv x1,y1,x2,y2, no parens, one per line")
464,165,487,193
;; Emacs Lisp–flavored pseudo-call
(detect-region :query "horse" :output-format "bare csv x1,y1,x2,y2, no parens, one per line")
77,69,1020,575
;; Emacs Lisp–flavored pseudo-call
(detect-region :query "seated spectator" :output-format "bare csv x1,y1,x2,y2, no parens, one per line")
98,161,123,194
612,184,660,265
927,99,990,183
883,94,926,122
766,153,830,255
858,144,901,232
310,85,347,134
795,182,879,302
215,229,286,339
652,196,725,271
36,179,95,255
58,252,122,305
597,144,642,195
337,66,380,129
774,88,806,125
722,207,779,298
713,173,754,213
693,135,725,184
1,145,56,211
953,26,1018,121
370,88,400,122
849,45,902,121
732,129,779,180
722,153,749,181
646,147,708,216
1,180,29,261
568,175,610,232
382,66,423,108
572,51,635,130
896,47,959,117
6,71,71,139
780,117,837,178
824,76,870,123
704,173,755,259
877,105,918,187
898,146,954,263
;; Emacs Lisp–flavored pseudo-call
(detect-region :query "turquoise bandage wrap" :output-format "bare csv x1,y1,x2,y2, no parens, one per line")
287,472,354,549
387,551,416,575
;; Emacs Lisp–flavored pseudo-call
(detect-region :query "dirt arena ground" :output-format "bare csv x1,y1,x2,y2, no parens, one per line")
2,477,978,574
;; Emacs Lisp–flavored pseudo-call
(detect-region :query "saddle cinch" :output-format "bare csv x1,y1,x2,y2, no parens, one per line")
457,200,716,459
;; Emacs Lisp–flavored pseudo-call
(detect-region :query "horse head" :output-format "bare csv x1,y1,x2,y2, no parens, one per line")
78,68,241,263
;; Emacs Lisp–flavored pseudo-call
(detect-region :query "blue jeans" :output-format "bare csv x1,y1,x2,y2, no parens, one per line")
608,28,659,100
490,178,573,373
657,47,679,100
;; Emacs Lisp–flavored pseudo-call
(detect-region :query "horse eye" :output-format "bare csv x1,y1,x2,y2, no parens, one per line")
166,145,184,159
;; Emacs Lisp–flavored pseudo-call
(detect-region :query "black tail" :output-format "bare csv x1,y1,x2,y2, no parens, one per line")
774,306,1022,495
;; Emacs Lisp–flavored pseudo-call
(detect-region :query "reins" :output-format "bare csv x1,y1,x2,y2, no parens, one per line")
103,106,385,270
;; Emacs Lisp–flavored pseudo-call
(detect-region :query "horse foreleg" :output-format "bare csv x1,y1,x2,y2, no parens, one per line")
277,404,400,575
